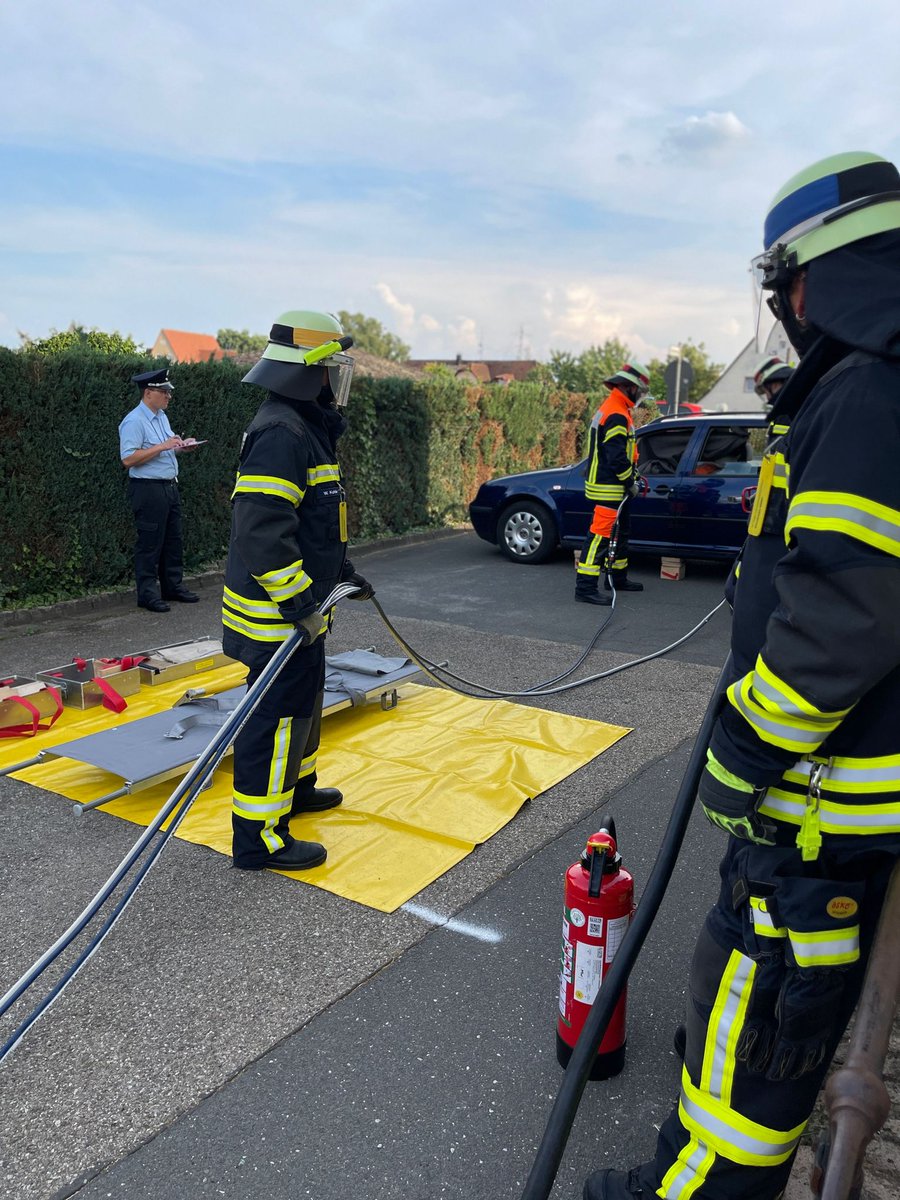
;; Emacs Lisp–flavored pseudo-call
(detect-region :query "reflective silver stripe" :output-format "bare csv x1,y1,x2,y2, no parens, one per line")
787,495,900,555
785,757,900,788
307,465,341,485
760,789,900,833
232,793,292,819
705,954,754,1100
789,928,859,967
749,898,785,938
680,1092,798,1161
232,475,304,505
222,611,292,642
661,1140,713,1199
222,587,281,619
730,681,823,747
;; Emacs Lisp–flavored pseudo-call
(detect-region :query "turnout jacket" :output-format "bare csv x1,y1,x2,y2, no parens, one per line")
583,388,636,506
712,247,900,858
222,394,351,670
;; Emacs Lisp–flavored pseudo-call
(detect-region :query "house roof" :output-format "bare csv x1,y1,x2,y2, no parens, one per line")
156,329,234,363
405,358,538,383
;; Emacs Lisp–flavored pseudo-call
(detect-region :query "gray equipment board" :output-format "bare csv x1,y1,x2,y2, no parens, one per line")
1,654,422,812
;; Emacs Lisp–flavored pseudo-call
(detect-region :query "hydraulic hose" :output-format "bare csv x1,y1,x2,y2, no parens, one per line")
372,597,726,700
0,582,360,1061
520,653,733,1200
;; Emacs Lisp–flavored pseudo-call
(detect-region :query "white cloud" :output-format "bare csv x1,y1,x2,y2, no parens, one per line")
662,111,751,160
374,283,417,335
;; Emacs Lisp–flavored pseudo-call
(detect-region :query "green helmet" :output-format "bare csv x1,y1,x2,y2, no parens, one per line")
242,310,355,405
753,152,900,291
603,360,650,395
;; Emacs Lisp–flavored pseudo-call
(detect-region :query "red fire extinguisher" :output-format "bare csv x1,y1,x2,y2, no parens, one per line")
556,817,634,1080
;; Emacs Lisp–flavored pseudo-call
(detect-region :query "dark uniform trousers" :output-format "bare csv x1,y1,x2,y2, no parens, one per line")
575,500,631,592
643,837,897,1200
231,638,327,868
128,477,184,605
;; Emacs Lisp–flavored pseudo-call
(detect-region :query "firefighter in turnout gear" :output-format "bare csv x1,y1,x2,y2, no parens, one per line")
753,355,793,413
574,361,650,605
585,152,900,1200
223,310,374,873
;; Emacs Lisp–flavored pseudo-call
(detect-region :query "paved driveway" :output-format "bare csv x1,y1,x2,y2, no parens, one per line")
0,535,737,1199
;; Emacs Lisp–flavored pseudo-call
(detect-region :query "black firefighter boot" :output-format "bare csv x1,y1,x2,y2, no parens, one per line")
583,1165,654,1199
575,579,613,606
605,571,643,592
291,786,343,816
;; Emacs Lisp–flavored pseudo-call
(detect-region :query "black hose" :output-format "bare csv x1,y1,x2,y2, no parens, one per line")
520,654,733,1200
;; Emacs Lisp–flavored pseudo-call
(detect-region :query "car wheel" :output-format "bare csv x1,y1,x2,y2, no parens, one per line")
497,501,557,564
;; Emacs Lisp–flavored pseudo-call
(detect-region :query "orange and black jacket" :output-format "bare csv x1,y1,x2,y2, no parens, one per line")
583,388,636,506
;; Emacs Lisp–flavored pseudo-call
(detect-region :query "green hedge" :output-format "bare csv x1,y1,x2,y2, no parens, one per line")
0,351,590,607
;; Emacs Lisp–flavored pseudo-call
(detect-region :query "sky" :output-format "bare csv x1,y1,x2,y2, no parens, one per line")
3,1,900,368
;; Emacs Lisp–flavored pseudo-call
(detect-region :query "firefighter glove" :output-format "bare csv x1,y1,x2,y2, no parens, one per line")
699,752,776,845
627,474,646,498
278,601,327,645
766,967,845,1081
344,570,375,601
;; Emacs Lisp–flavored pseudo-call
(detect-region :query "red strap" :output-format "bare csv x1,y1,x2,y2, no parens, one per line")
73,656,89,672
93,677,127,713
0,686,63,738
99,655,147,672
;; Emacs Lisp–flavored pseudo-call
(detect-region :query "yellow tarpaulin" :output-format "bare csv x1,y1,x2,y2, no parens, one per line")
1,669,629,912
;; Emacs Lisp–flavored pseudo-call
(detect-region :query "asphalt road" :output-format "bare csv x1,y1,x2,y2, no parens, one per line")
0,532,736,1200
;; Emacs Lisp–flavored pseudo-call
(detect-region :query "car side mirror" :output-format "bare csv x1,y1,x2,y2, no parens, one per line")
741,485,757,514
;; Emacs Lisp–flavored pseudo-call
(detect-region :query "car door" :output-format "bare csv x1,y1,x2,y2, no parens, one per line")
672,423,767,555
631,423,698,550
557,460,593,543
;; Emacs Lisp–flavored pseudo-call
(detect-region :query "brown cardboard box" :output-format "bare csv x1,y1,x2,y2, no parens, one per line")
660,556,686,581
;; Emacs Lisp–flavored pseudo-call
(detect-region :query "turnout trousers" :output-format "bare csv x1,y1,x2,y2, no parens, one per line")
641,837,897,1200
231,639,326,868
127,478,185,605
575,501,630,593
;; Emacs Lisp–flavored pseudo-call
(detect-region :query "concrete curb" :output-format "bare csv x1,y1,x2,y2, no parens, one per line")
0,527,466,632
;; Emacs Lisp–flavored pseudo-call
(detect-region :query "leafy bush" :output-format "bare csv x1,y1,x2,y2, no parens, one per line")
0,349,590,606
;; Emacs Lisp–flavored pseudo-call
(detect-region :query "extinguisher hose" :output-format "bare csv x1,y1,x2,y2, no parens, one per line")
520,654,733,1200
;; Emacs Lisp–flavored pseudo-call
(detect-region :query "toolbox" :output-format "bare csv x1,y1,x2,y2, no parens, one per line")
34,658,142,710
138,637,236,686
0,675,64,733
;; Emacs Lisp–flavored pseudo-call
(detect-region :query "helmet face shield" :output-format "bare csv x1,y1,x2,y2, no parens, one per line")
326,353,354,407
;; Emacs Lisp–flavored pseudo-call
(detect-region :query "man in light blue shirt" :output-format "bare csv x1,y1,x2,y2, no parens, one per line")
119,368,201,612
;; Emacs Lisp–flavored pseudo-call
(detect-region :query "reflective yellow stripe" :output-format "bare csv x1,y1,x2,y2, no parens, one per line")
679,1070,806,1167
788,926,860,967
223,586,281,619
266,717,293,799
307,464,341,485
254,559,314,603
659,1136,715,1199
586,484,625,500
232,788,293,820
782,753,900,795
760,789,900,835
772,453,788,491
615,465,633,480
786,490,900,557
700,951,755,1106
232,474,304,505
297,751,317,781
727,666,848,754
603,426,628,440
222,609,293,642
749,896,786,938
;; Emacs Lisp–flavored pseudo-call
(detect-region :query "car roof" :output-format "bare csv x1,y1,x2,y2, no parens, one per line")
641,412,767,429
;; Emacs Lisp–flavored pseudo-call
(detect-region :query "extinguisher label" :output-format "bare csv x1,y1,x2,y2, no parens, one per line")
573,940,603,1005
605,914,629,963
587,915,603,939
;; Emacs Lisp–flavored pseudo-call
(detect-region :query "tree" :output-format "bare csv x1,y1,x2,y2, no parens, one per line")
21,323,143,355
336,311,410,361
217,328,267,354
647,340,723,406
545,338,633,395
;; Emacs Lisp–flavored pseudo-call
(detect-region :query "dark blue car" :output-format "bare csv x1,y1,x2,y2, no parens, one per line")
469,413,769,564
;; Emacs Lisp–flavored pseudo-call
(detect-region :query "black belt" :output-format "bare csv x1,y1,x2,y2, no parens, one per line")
131,477,178,484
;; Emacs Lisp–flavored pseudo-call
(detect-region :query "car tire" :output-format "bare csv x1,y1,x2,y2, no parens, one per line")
497,500,557,564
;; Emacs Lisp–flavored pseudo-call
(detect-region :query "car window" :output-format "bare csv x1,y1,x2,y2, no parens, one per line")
690,426,767,477
637,427,694,476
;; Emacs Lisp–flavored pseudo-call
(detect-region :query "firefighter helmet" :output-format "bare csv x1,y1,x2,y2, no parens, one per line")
752,152,900,291
242,310,355,405
603,361,650,395
752,355,792,397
